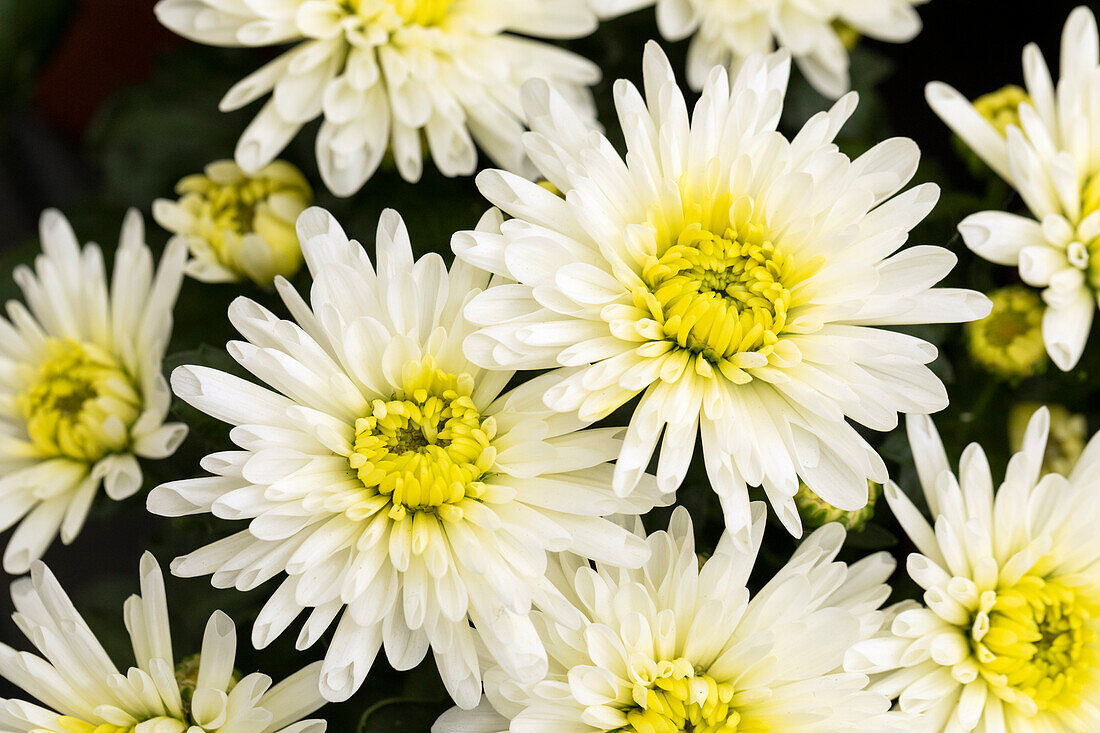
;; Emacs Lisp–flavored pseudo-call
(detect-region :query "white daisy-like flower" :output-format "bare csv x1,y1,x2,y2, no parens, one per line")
0,552,327,733
154,0,601,196
927,6,1100,371
590,0,927,98
434,504,906,732
147,207,667,707
0,210,188,576
848,408,1100,731
455,43,989,544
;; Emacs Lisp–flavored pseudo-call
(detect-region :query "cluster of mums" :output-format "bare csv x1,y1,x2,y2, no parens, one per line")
2,1,1100,732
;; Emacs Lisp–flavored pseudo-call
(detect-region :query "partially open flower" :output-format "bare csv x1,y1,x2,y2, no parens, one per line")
966,285,1047,379
154,160,312,288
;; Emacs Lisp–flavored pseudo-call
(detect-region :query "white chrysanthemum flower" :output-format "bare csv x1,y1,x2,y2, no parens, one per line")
591,0,927,98
147,207,668,707
848,408,1100,731
154,0,601,196
0,552,327,733
434,504,906,732
928,6,1100,371
0,211,188,576
455,43,989,544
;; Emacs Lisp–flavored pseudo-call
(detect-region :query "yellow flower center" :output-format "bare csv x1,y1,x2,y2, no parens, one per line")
972,576,1098,713
348,356,496,521
973,85,1031,135
347,0,453,26
1082,172,1100,291
16,339,140,463
177,162,310,276
636,190,804,366
618,658,740,733
966,286,1045,378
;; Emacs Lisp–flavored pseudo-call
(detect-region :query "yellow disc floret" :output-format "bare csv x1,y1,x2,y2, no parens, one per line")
349,356,496,521
966,286,1046,379
636,186,814,373
17,339,140,463
973,85,1031,135
971,575,1098,714
617,657,740,733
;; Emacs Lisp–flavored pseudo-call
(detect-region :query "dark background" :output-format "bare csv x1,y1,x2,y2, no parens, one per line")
0,1,1086,730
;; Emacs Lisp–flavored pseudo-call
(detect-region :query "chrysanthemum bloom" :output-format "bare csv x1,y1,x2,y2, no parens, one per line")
148,207,667,707
590,0,927,98
849,408,1100,731
928,6,1100,371
153,160,312,288
456,43,989,543
1009,402,1087,477
0,553,327,733
0,211,188,575
965,286,1047,379
434,505,906,732
153,0,600,196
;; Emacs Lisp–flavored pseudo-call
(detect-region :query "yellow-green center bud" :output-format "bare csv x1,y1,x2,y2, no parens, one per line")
618,658,740,733
17,339,140,463
794,480,880,532
154,160,312,289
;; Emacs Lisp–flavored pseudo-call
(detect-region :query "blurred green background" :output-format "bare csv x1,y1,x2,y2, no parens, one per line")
0,0,1092,730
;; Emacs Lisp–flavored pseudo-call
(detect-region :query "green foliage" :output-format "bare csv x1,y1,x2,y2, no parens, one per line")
0,0,74,112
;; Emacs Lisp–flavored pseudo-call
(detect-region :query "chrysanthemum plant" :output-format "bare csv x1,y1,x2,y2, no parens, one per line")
5,3,1100,733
